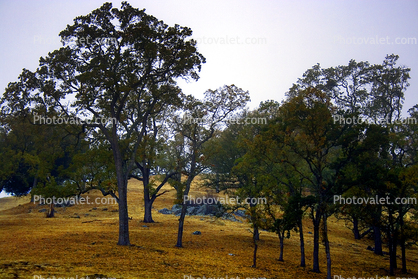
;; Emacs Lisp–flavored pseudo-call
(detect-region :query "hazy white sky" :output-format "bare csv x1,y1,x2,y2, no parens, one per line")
0,0,417,197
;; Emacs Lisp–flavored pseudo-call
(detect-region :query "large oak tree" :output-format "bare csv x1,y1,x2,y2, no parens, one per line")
0,2,205,245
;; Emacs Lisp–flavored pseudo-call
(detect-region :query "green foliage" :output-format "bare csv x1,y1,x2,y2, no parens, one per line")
288,54,410,123
0,111,84,196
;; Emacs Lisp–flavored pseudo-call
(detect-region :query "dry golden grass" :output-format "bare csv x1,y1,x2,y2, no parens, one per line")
0,195,31,212
0,178,417,279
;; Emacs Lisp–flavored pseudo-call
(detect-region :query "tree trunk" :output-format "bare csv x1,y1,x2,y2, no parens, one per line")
116,177,130,246
46,203,54,218
278,234,284,262
254,225,260,241
252,230,258,268
372,208,383,255
173,172,183,202
312,208,321,273
388,209,397,276
113,143,130,246
323,214,332,279
352,216,360,240
393,235,398,269
143,195,154,223
389,235,395,276
373,225,383,255
400,213,407,274
392,227,398,270
176,171,195,247
176,198,188,247
298,219,306,267
142,171,155,223
359,227,372,239
401,239,407,273
32,171,39,194
176,145,198,248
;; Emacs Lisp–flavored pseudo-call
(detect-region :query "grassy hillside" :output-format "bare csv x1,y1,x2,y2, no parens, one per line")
0,195,30,212
0,178,417,279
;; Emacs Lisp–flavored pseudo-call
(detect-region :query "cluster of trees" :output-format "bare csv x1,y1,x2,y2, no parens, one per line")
0,2,249,248
0,2,417,278
203,54,418,277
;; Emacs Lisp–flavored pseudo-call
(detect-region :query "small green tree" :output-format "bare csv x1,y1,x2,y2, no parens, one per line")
173,85,250,248
232,150,266,268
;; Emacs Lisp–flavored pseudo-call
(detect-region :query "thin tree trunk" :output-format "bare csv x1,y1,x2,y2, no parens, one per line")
359,227,373,239
400,213,407,274
176,170,195,247
312,208,321,273
46,203,54,218
388,209,396,276
254,225,259,241
278,234,284,261
389,235,395,276
323,214,332,279
392,227,398,270
372,208,383,255
373,225,383,255
173,172,183,202
176,198,188,247
298,219,306,267
401,239,407,273
252,229,258,268
393,235,398,269
352,216,360,240
142,168,155,223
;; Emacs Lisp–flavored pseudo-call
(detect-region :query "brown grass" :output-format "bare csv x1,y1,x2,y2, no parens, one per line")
0,178,417,279
0,195,31,212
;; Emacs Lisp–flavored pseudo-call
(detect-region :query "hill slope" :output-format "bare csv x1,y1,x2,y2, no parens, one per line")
0,179,417,279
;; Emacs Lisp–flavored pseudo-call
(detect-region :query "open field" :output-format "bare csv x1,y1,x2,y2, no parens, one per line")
0,179,417,279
